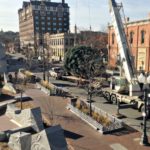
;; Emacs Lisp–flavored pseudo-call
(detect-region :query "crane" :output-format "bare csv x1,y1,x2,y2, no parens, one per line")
109,0,141,96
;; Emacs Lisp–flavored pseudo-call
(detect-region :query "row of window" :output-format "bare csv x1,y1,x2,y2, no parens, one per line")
52,48,64,57
111,30,146,44
34,5,69,13
35,21,67,26
35,11,68,16
50,38,74,46
35,16,68,21
35,27,67,31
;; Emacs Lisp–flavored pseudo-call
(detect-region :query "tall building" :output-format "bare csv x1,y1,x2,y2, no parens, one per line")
108,17,150,72
18,0,70,52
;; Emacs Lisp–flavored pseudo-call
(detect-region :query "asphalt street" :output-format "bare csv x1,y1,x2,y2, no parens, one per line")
40,75,150,136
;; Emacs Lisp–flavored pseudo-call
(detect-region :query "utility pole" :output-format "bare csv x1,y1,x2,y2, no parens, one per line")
140,89,149,146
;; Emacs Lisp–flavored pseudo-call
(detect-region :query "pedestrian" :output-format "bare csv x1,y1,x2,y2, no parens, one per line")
138,72,146,91
8,74,13,83
14,72,18,83
111,77,116,90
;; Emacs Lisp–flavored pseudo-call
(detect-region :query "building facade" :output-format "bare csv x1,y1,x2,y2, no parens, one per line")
44,32,74,61
108,18,150,72
18,0,70,52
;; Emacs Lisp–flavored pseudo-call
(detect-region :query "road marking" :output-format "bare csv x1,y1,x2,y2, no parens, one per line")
110,143,128,150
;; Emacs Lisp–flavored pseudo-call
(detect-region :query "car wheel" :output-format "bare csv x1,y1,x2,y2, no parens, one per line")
111,94,117,104
105,92,111,102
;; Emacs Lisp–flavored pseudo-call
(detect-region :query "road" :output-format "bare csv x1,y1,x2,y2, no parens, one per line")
25,88,150,150
38,75,150,136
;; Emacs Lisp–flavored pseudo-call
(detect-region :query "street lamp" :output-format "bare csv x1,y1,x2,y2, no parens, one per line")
38,55,46,81
140,88,149,146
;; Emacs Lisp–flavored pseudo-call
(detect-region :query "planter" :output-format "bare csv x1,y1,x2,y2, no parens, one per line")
36,82,68,96
67,103,123,134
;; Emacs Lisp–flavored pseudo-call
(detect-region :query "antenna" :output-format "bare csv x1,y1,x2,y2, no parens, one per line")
88,0,92,31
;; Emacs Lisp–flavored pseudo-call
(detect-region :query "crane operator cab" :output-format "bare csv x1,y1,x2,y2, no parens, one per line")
110,76,129,94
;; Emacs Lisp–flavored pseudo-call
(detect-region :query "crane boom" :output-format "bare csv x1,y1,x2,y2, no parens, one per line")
109,0,135,83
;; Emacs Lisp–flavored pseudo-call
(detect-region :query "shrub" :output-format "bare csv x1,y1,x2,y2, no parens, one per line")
76,101,82,110
82,108,89,115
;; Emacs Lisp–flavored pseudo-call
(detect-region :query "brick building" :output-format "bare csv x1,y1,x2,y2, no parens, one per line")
108,18,150,72
18,0,70,52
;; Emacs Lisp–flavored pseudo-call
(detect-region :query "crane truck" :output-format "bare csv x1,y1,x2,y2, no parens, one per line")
101,0,150,116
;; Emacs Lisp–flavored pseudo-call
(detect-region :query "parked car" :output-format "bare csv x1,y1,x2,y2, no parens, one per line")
49,67,65,79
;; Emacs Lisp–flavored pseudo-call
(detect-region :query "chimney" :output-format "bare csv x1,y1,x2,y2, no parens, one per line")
62,0,65,3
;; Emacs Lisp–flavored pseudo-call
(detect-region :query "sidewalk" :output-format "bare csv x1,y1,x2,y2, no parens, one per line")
26,88,150,150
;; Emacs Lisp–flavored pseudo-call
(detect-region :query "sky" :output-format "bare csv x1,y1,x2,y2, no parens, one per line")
0,0,150,32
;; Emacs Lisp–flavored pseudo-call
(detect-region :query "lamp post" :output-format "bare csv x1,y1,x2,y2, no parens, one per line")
140,88,149,146
38,55,46,81
38,0,46,81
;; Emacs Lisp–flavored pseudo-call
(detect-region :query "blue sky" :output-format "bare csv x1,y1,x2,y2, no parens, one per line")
0,0,150,32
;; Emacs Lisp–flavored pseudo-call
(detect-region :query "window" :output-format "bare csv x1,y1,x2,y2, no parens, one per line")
35,5,38,9
35,27,39,31
129,31,134,44
47,11,50,14
141,30,145,44
47,22,51,25
41,17,45,20
65,39,68,45
58,5,63,17
35,16,39,20
58,18,62,21
112,33,115,44
48,28,51,31
64,17,67,21
42,27,45,31
53,22,56,26
47,17,51,20
59,28,62,31
41,22,45,25
53,17,56,20
64,8,69,12
64,23,67,26
53,7,57,11
35,11,39,14
53,28,56,31
59,23,62,26
64,28,67,31
35,21,39,25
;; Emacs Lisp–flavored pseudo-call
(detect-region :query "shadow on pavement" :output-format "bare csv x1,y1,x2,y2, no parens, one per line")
64,129,83,140
110,124,138,136
0,95,14,102
135,116,143,120
53,83,76,88
0,107,7,116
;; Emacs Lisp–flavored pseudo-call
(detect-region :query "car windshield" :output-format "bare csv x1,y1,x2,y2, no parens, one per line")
54,68,63,72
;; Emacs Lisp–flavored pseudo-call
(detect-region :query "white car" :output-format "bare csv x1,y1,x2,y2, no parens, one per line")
49,67,64,79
